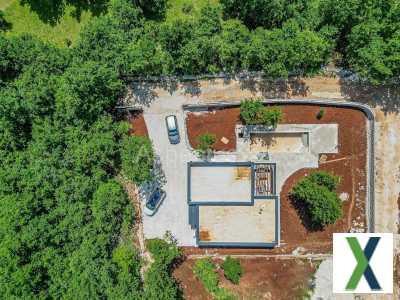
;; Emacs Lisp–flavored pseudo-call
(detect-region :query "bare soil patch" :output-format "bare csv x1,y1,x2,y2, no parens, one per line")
186,108,240,151
173,259,212,300
184,105,367,254
279,105,367,252
173,257,316,300
128,111,148,137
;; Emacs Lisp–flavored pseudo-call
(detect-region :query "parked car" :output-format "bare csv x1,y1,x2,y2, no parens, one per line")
143,187,166,216
165,115,180,144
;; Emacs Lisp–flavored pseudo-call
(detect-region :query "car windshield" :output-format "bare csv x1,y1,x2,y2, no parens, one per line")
146,189,160,210
167,116,176,131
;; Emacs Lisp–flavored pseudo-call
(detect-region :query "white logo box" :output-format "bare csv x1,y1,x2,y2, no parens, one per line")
333,233,393,294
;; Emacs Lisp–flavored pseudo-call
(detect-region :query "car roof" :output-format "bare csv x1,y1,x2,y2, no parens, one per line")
166,115,177,130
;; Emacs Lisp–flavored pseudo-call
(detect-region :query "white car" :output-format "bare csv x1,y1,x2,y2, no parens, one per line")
165,115,180,144
143,187,166,216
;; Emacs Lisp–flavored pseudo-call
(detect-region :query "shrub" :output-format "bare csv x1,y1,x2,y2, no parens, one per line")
144,262,180,300
196,133,216,156
259,106,283,127
240,98,264,124
290,172,342,227
144,233,182,300
194,258,220,293
222,256,243,284
146,234,181,266
316,108,325,120
240,98,282,127
193,258,235,300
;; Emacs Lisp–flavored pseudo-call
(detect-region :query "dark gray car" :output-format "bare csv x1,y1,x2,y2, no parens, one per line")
165,115,180,144
143,187,166,216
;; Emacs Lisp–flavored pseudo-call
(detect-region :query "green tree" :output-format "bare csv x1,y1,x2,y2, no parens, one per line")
55,61,123,125
346,21,400,84
121,135,154,184
134,0,167,21
244,21,333,78
240,99,283,127
109,0,144,33
73,14,135,74
108,241,142,299
216,19,251,72
0,11,11,31
290,171,342,227
127,36,173,76
0,32,145,299
307,171,340,191
220,0,319,29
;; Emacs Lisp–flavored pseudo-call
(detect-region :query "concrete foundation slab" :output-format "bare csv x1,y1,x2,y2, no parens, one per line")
198,199,276,244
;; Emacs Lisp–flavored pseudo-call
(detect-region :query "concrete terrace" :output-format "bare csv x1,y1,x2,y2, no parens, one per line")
236,124,338,193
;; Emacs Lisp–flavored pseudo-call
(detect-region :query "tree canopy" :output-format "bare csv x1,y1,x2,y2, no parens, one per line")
0,18,152,299
290,171,342,227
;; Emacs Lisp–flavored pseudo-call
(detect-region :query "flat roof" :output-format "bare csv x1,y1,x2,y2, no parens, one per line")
198,199,277,244
189,162,252,204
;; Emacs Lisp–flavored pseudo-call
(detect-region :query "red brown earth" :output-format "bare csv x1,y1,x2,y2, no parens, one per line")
128,111,148,137
173,257,317,300
185,105,367,254
186,109,239,151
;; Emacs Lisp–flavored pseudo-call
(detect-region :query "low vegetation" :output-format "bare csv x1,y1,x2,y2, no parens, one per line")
196,133,217,156
0,0,94,46
144,233,182,300
291,171,342,227
222,256,243,284
240,98,283,127
194,258,235,300
316,108,325,120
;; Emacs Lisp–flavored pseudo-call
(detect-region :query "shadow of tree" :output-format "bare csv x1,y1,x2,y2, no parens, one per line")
181,80,201,97
121,75,313,108
20,0,108,25
125,81,160,107
0,11,12,32
123,78,202,107
339,77,400,113
238,75,309,98
289,194,323,232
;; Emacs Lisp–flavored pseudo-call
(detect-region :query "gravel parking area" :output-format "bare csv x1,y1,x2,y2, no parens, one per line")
139,96,198,246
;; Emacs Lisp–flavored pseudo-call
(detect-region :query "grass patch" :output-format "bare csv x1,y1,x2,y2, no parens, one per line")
1,0,94,47
166,0,219,22
0,0,14,10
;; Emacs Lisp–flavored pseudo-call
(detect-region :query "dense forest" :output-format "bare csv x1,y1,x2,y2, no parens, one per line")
0,0,399,299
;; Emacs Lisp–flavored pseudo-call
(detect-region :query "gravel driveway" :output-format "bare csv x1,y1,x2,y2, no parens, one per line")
140,95,197,246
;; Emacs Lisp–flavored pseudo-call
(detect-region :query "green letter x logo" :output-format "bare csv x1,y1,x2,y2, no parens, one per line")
346,237,381,291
